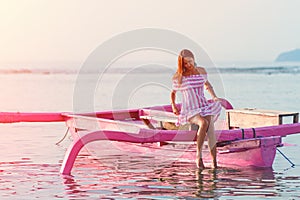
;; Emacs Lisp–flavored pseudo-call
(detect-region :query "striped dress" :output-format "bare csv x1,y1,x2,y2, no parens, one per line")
172,74,222,125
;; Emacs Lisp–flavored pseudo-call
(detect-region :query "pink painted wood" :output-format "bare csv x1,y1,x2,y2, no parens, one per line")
0,112,67,123
216,123,300,141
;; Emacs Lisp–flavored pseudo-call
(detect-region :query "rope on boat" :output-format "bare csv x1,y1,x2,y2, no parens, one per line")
277,148,295,167
241,129,245,139
252,128,256,138
56,127,69,145
241,128,256,139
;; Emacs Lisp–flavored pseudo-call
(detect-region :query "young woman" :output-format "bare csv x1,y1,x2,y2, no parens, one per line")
171,49,222,169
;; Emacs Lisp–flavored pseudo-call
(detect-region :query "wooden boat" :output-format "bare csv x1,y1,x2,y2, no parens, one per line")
59,99,299,175
1,99,299,175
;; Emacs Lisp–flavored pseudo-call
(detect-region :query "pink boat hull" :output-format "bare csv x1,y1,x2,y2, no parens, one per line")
105,136,280,168
57,100,300,175
60,125,282,175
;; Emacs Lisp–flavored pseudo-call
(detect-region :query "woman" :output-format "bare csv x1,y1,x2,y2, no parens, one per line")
171,49,222,169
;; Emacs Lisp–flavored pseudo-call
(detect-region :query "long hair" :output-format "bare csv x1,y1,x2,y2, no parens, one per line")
174,49,195,84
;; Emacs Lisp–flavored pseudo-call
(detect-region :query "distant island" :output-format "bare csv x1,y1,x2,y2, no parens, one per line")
275,49,300,62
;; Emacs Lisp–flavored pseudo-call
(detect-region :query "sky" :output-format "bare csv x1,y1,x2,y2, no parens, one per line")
1,0,300,68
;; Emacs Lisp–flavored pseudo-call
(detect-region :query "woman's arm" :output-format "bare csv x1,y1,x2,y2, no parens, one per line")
171,90,180,115
205,81,219,101
197,67,219,101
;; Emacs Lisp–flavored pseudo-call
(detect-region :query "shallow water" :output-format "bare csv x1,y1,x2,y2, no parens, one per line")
1,136,299,199
0,71,300,199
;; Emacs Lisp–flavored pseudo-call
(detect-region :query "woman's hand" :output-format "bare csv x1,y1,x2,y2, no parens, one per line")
172,104,180,115
213,97,220,102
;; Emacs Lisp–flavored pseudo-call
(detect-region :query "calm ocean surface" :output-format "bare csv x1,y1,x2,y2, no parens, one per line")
0,64,300,199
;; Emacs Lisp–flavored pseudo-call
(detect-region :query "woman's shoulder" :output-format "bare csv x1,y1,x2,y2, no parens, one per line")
195,66,207,75
172,72,180,80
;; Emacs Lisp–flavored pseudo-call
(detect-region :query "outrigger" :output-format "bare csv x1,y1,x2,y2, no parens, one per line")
1,99,299,175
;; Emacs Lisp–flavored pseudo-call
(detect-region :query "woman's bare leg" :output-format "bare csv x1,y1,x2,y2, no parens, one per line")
206,116,217,168
189,115,209,169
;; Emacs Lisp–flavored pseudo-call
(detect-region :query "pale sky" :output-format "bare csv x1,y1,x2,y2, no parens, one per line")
1,0,300,67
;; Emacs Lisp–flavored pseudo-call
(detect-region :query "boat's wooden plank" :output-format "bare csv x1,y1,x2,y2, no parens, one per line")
226,108,299,129
228,111,279,128
226,108,298,116
139,109,199,130
139,108,178,130
63,114,144,134
139,108,178,123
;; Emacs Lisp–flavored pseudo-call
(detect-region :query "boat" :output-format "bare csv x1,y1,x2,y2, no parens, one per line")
1,99,299,175
59,99,299,175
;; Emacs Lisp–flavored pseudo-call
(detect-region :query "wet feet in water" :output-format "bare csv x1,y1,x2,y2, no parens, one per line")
196,158,205,169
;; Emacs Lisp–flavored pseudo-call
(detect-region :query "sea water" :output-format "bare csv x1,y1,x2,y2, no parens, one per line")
0,64,300,199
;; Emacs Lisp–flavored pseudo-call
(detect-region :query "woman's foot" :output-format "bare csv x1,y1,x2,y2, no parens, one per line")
211,160,218,169
196,158,205,169
210,146,217,169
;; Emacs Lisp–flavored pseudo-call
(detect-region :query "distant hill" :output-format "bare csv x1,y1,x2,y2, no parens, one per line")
275,49,300,62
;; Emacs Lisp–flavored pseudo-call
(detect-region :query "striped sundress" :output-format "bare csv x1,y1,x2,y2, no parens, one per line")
172,74,222,125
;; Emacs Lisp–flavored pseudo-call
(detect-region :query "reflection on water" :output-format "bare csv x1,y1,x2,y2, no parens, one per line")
194,168,276,199
0,148,300,199
62,152,298,199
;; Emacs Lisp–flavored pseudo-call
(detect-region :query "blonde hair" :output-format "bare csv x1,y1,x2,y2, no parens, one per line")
173,49,195,84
